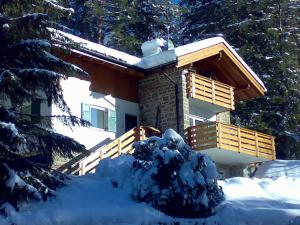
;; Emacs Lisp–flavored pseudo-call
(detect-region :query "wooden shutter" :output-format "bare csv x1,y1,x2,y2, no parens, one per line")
107,110,116,133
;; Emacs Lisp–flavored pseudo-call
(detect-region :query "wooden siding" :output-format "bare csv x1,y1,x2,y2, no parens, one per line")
186,122,276,160
186,72,235,110
56,50,141,103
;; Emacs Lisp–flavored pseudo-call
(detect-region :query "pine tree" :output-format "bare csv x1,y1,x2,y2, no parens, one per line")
62,0,104,43
0,0,88,214
64,0,179,56
179,0,300,159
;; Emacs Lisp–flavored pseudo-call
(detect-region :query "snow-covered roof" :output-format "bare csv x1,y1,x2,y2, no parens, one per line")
137,37,266,91
51,29,141,65
52,30,266,91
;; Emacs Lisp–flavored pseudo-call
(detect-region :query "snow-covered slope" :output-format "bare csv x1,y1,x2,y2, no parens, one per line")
254,160,300,179
1,158,300,225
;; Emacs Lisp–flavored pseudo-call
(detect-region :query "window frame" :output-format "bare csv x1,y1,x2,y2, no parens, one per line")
81,103,116,133
189,114,206,126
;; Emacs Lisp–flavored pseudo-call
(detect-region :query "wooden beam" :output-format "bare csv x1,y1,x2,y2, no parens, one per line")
177,44,223,68
221,45,265,96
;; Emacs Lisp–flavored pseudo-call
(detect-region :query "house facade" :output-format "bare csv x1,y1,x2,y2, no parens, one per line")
50,31,275,177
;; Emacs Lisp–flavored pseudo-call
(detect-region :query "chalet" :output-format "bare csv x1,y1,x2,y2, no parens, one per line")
47,30,275,178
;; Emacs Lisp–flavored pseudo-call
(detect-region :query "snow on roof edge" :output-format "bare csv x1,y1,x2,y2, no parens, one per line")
50,29,266,91
174,37,266,91
50,29,141,65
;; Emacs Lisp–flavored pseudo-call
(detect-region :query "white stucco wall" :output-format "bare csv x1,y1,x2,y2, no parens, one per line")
51,77,140,150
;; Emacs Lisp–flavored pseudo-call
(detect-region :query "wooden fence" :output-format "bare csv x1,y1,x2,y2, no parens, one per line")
57,126,160,175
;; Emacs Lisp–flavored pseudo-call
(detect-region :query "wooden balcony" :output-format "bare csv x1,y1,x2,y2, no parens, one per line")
185,122,276,165
186,72,235,113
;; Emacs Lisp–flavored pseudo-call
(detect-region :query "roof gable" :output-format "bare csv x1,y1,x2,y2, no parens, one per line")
52,30,266,99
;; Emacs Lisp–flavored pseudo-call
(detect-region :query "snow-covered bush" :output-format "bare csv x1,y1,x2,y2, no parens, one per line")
97,129,224,218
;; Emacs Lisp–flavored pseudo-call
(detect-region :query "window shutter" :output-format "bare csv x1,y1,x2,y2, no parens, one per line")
31,99,41,123
81,103,91,122
31,100,41,116
107,110,116,133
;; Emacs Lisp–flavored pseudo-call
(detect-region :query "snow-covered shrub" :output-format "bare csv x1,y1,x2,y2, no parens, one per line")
97,129,224,218
131,129,224,218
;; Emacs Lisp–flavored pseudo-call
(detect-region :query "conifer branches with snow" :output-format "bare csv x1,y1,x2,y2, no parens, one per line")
132,129,224,217
0,0,87,213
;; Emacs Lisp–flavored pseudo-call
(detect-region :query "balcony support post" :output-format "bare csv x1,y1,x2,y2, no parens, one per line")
255,132,259,157
191,73,195,98
212,80,215,104
237,126,241,153
230,87,234,110
271,137,276,160
217,122,222,149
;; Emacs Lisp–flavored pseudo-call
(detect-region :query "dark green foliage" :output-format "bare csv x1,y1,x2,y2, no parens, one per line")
0,0,87,213
132,129,224,218
64,0,179,56
179,0,300,159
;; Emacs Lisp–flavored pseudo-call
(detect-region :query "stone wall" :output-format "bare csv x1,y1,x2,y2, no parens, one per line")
138,66,189,135
216,111,231,124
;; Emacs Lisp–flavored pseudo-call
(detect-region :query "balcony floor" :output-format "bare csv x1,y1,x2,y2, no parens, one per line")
189,98,229,119
200,147,271,165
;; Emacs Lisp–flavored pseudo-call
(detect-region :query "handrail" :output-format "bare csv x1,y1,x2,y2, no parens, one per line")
186,72,235,110
57,126,160,175
185,122,276,160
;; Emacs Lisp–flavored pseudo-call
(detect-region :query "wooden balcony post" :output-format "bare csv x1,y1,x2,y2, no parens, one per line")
139,126,146,141
237,126,241,153
191,73,196,98
255,132,259,157
100,149,104,160
271,137,276,160
212,80,215,104
117,138,122,156
79,160,85,176
230,87,234,110
217,122,222,148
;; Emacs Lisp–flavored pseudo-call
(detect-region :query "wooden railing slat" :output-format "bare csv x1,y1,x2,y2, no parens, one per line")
185,122,276,161
186,72,235,110
61,126,161,175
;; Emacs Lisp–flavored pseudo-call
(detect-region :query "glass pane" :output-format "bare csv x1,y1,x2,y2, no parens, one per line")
91,108,104,129
81,104,91,122
108,110,116,133
97,110,105,129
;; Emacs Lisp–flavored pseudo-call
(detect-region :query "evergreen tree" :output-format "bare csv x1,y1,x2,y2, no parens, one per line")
179,0,300,159
64,0,179,56
0,0,87,214
62,0,104,43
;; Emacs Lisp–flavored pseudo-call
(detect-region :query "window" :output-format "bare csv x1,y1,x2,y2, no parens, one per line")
21,99,41,123
81,103,116,132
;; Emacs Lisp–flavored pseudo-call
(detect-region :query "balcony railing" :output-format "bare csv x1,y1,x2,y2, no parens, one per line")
185,122,276,161
186,72,235,110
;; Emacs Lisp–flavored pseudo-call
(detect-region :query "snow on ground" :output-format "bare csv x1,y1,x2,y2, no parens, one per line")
254,160,300,179
1,159,300,225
